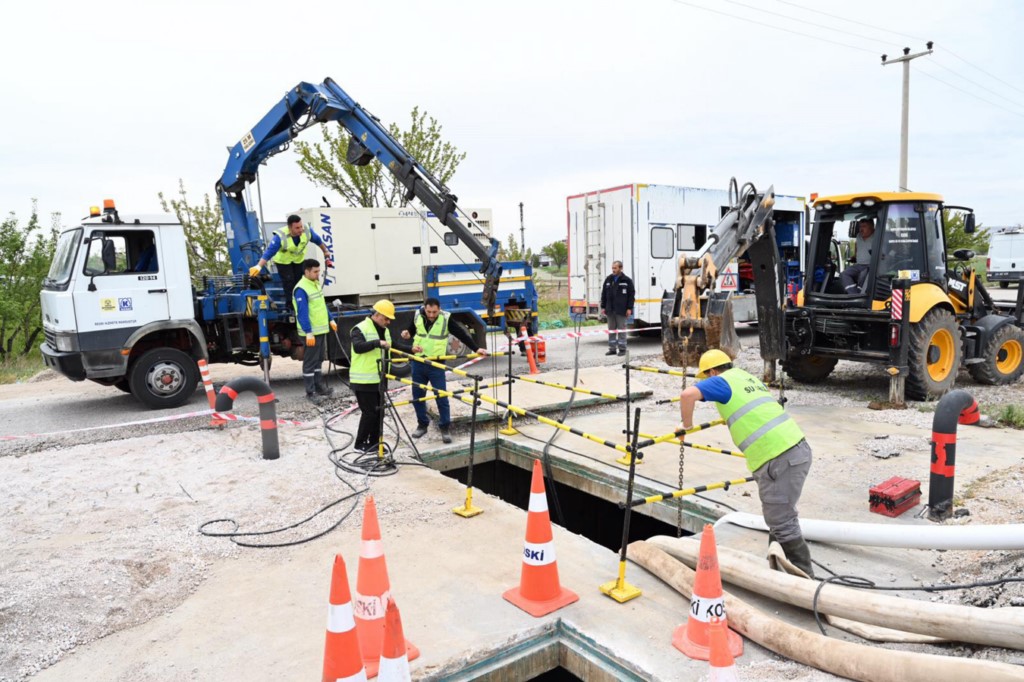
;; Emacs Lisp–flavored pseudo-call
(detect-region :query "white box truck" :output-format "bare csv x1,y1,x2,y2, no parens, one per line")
987,227,1024,288
566,183,806,326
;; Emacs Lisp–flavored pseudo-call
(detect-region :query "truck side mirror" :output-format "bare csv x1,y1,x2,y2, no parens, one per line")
848,221,858,239
965,213,976,234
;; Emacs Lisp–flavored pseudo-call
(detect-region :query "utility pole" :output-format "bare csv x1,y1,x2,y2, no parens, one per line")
881,42,933,192
519,202,525,258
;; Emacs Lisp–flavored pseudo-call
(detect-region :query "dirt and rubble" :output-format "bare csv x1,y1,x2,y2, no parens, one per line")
1,331,1023,680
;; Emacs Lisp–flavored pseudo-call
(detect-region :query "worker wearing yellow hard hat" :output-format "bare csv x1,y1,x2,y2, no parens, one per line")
681,349,815,577
350,299,410,453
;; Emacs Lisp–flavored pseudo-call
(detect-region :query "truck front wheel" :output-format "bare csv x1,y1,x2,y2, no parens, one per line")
129,348,199,409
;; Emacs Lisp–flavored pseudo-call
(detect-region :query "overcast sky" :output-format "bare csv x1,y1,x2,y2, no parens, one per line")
2,0,1022,252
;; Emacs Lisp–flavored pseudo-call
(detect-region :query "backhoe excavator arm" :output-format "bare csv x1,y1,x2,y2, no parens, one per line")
662,180,777,366
216,78,502,313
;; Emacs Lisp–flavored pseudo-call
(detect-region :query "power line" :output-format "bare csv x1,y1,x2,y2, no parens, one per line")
928,60,1024,110
916,67,1024,119
666,0,876,54
722,0,899,48
774,0,1024,99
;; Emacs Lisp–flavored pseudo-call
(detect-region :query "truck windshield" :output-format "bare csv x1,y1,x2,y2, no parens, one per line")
45,228,82,288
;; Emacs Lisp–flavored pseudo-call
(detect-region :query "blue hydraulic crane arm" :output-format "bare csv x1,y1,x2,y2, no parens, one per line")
216,78,503,313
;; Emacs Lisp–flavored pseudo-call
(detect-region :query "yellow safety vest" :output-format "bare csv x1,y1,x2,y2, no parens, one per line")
272,226,310,265
350,317,391,385
713,368,805,472
414,310,450,358
293,277,329,336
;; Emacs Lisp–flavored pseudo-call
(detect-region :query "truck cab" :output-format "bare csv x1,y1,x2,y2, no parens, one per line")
41,203,206,407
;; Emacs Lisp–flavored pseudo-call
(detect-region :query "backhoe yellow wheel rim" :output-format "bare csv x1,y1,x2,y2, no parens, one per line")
927,328,956,382
996,339,1023,375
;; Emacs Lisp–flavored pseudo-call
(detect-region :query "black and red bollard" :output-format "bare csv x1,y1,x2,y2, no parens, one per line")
215,376,280,460
928,389,980,521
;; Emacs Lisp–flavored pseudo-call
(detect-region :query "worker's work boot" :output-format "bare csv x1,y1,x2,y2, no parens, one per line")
412,423,429,439
780,538,815,579
440,427,452,444
317,385,335,397
306,393,324,405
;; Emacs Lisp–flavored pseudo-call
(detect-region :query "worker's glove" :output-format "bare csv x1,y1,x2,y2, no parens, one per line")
248,266,261,278
306,335,316,347
325,258,334,268
400,330,411,340
329,320,338,332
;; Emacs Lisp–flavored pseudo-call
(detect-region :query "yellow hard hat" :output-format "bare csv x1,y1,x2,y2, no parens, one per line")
372,299,396,320
696,349,732,379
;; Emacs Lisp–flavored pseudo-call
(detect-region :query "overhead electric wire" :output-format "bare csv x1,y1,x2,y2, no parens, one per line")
916,67,1024,119
721,0,900,48
926,60,1024,111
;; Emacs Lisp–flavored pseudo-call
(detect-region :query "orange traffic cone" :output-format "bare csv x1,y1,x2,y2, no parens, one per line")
198,359,225,427
376,597,412,682
354,496,419,678
672,524,743,660
322,554,368,682
503,459,579,616
521,324,540,375
707,616,740,681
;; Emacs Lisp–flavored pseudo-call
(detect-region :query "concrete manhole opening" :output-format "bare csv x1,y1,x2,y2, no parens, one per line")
429,442,691,551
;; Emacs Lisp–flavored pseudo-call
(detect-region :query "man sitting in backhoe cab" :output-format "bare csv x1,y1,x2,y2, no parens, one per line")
840,218,876,295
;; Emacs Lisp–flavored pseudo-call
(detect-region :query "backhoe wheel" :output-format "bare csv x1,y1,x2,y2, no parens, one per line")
968,324,1024,386
128,348,199,409
906,308,960,400
781,355,838,384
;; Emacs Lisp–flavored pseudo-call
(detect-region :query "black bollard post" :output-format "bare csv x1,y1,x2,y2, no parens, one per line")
215,376,280,460
928,389,979,520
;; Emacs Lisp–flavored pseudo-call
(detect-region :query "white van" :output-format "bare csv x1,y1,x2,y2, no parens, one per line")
987,228,1024,288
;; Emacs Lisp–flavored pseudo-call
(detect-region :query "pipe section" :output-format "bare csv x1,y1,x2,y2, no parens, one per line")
215,376,280,460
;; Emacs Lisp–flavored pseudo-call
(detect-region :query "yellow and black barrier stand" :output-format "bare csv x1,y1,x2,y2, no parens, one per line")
617,419,726,466
499,347,518,435
600,407,643,603
637,432,746,459
390,347,484,382
453,378,483,518
627,476,755,508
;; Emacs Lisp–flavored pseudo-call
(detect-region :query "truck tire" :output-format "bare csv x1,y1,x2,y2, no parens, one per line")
781,355,838,384
906,308,960,400
999,281,1009,289
968,324,1024,385
129,348,199,409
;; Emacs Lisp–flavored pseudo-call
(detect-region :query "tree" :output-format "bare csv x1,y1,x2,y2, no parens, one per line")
542,240,568,268
498,233,536,266
294,107,467,208
158,180,231,277
0,201,58,359
944,209,990,255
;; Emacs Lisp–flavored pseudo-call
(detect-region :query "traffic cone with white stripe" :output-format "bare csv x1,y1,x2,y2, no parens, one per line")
673,524,743,660
707,616,740,681
197,359,225,427
376,597,411,682
354,496,419,678
322,554,368,682
502,459,579,616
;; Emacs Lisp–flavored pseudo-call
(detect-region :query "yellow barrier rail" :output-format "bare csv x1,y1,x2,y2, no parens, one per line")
626,476,755,508
511,374,624,401
390,348,483,381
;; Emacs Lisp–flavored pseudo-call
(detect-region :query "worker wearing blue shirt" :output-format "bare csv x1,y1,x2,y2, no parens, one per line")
249,215,333,310
679,349,814,577
134,239,158,272
293,259,337,403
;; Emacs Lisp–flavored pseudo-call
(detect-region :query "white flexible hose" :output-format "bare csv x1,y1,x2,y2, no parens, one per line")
714,512,1024,550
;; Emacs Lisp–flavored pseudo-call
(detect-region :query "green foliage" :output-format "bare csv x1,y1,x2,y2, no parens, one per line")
0,201,58,360
542,240,568,268
995,403,1024,429
294,107,466,208
158,180,230,277
944,209,990,255
498,233,535,265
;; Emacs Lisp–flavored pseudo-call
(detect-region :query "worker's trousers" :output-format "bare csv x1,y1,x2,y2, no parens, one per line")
412,363,450,429
750,439,812,544
840,263,869,294
606,311,629,351
302,334,327,396
354,385,384,452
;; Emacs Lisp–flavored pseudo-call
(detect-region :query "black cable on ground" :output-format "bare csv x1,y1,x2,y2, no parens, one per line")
808,553,1024,636
538,317,583,525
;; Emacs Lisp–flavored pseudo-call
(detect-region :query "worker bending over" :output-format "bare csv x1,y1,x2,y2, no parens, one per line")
400,297,486,444
249,214,333,309
679,350,815,577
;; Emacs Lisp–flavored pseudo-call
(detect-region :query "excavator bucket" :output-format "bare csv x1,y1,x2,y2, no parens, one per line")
661,291,740,367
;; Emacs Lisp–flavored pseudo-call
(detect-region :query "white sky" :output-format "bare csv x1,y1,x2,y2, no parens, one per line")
1,0,1022,252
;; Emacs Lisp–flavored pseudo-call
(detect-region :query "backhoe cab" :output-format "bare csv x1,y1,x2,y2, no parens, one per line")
783,192,1024,400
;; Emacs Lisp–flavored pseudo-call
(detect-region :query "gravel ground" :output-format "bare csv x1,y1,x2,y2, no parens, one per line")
1,329,1022,681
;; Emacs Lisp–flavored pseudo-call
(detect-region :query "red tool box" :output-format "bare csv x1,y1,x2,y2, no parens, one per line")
869,476,921,518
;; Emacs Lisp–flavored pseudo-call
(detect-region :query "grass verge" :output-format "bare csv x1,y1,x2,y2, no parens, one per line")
0,351,46,384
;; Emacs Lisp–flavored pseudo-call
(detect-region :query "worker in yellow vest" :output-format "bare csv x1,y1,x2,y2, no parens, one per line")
249,214,333,310
400,297,486,444
293,259,337,403
349,300,411,453
679,349,815,577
